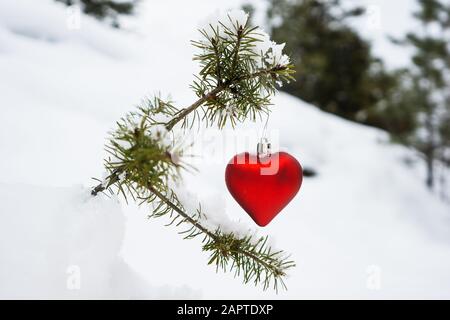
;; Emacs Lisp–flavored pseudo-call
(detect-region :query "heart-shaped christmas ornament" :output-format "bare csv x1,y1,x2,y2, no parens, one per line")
225,148,303,227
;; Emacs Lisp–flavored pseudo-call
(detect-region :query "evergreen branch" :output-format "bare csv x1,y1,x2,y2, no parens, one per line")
231,25,244,75
91,11,296,292
211,38,224,84
165,84,226,131
91,171,117,196
146,183,214,237
90,97,295,291
148,183,294,288
165,66,291,131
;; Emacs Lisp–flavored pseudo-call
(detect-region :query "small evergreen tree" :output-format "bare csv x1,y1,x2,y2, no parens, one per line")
91,11,296,291
56,0,138,27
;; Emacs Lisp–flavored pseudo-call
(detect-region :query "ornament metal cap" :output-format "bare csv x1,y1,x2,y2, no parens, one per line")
257,138,271,158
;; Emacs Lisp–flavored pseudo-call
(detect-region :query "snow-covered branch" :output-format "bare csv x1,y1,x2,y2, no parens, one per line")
92,10,295,291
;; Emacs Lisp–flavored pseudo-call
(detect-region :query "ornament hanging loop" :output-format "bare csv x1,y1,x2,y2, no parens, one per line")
257,138,271,159
257,113,271,159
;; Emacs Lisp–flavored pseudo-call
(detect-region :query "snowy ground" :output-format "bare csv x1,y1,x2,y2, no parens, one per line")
0,0,449,299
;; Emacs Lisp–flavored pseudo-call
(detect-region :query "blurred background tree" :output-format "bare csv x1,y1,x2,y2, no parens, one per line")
265,0,396,127
390,0,450,189
56,0,139,27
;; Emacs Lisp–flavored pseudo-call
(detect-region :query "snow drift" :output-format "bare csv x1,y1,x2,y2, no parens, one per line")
0,184,145,299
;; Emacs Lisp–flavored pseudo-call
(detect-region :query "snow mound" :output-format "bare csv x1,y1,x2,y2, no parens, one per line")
0,184,144,299
0,183,200,299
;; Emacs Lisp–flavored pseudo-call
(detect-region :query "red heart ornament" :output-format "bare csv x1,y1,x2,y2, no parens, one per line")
225,152,303,226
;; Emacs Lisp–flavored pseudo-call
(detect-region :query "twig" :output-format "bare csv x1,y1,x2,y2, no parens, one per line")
165,67,281,131
147,183,287,277
165,85,226,131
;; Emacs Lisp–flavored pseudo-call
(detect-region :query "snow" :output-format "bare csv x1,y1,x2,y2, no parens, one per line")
0,183,199,299
150,124,172,148
251,31,290,67
0,0,449,299
252,30,272,55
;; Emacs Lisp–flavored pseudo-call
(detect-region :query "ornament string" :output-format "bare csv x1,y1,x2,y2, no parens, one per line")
257,114,271,159
262,113,269,140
